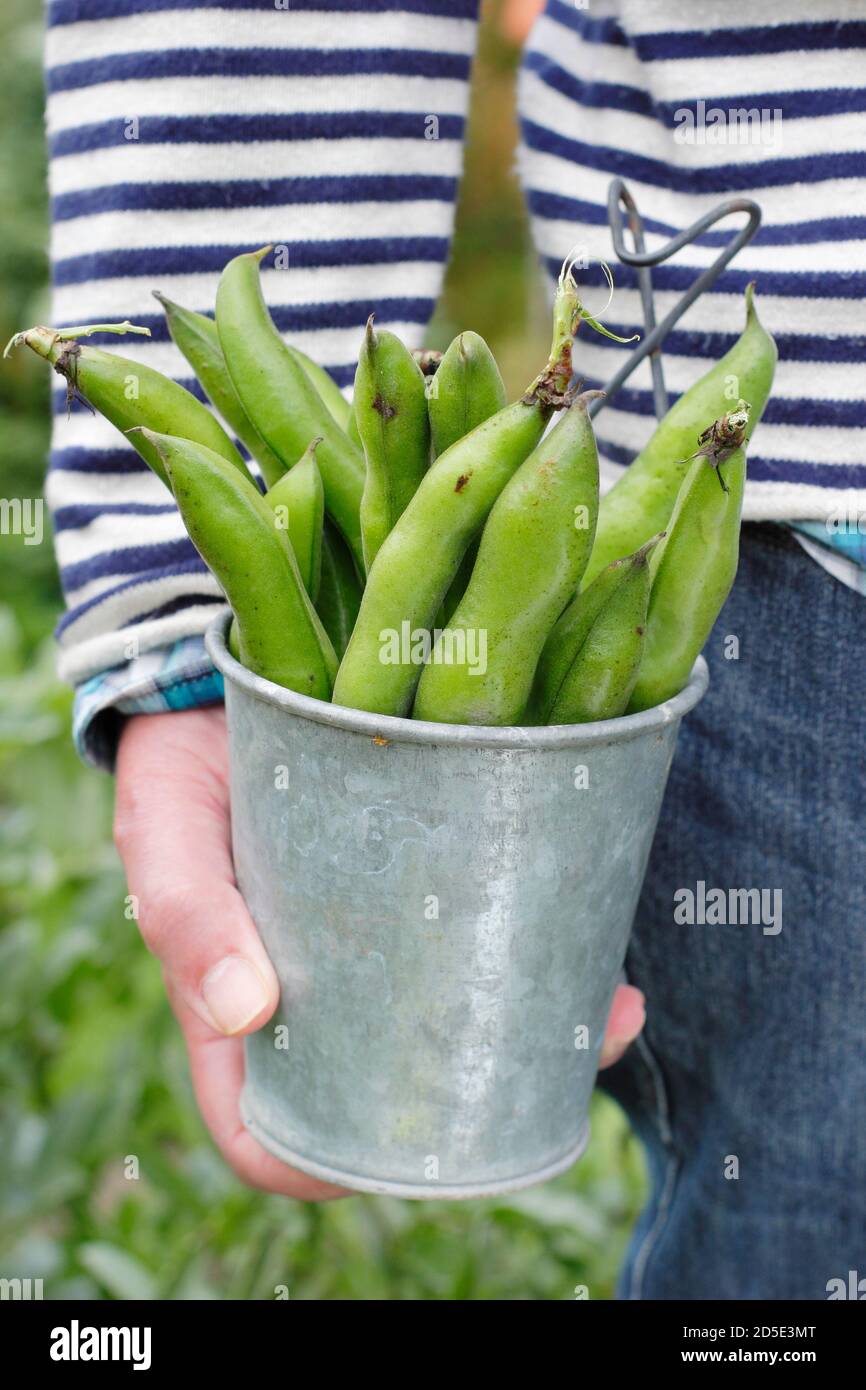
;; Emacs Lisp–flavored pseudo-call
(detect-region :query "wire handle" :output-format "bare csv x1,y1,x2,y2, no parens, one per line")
591,179,762,421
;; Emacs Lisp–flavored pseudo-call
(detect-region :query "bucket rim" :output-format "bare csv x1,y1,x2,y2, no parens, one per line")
206,610,709,751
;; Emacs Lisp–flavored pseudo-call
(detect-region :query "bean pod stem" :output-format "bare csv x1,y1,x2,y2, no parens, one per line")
9,323,250,491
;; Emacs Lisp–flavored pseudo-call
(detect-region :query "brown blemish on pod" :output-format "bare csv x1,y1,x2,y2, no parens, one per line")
372,392,397,419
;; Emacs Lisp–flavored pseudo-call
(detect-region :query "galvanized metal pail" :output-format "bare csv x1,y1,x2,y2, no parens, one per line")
206,613,708,1199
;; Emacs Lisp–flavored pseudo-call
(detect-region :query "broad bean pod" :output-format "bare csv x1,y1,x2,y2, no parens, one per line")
215,248,365,567
142,429,337,698
583,285,774,587
354,317,430,570
266,438,325,600
9,323,250,491
628,419,748,711
413,391,602,726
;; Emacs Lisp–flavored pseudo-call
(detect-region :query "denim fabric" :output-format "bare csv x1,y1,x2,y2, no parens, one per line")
600,522,866,1301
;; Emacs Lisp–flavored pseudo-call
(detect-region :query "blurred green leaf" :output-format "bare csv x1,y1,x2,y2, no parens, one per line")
78,1243,158,1301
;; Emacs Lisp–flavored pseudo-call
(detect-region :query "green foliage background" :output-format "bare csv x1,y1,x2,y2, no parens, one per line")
0,0,645,1299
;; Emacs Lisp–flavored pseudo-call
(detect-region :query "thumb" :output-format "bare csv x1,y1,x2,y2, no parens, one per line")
114,710,280,1036
599,983,646,1069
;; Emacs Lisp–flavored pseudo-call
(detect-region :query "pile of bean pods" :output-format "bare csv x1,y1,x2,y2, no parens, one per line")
6,249,776,726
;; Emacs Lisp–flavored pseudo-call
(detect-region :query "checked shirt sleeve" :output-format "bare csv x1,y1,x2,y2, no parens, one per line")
72,634,223,770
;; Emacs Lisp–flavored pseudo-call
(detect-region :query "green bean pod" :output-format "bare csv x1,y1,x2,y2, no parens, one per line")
413,391,601,726
316,521,363,659
157,285,350,438
427,330,507,458
142,429,337,698
628,441,747,712
15,326,250,491
429,332,507,622
528,554,631,722
544,540,657,724
439,537,479,626
265,438,325,601
215,247,366,567
529,536,658,723
154,292,286,487
583,284,775,587
354,316,430,570
290,346,352,433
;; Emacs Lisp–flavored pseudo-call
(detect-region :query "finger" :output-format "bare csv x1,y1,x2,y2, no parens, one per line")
499,0,545,45
599,983,646,1070
114,711,279,1036
169,981,346,1200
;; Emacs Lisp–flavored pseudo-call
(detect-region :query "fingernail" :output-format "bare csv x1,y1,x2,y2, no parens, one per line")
599,1035,632,1069
201,955,271,1034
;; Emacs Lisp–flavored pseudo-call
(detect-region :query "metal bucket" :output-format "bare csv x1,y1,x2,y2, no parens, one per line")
206,613,708,1199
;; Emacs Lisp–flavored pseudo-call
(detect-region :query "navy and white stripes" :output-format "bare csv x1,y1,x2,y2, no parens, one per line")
45,0,478,682
518,0,866,518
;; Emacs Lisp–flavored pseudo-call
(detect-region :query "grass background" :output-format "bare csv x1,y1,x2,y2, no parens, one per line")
0,0,646,1299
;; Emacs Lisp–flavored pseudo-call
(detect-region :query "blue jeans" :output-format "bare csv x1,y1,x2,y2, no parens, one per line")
601,523,866,1300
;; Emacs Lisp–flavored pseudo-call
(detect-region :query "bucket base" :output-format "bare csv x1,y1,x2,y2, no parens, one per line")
240,1095,591,1200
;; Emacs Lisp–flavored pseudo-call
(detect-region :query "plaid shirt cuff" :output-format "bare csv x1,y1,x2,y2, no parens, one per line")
73,633,225,771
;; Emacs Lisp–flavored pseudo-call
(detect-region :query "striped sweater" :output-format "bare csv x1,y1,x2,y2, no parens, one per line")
518,0,866,520
42,1,866,757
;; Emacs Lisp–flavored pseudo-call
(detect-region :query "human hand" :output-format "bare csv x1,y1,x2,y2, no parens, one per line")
114,708,644,1196
114,707,343,1199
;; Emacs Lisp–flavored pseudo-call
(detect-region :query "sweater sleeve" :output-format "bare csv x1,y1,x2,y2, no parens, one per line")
45,0,479,764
